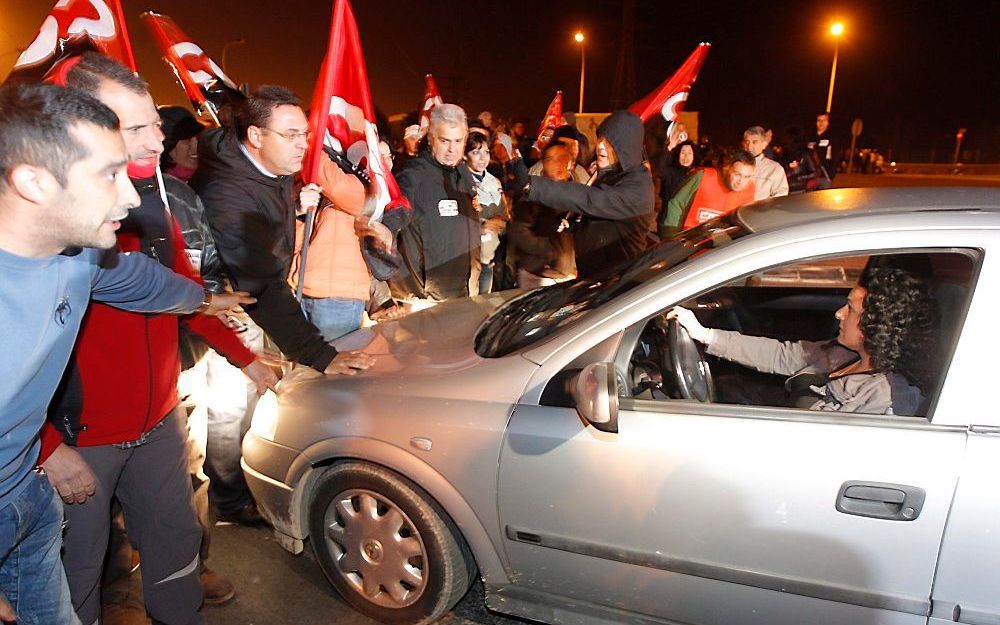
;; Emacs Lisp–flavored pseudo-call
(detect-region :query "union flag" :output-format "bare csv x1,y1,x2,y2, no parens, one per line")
303,0,410,222
417,74,443,134
534,90,567,151
6,0,135,84
140,12,243,122
629,43,711,123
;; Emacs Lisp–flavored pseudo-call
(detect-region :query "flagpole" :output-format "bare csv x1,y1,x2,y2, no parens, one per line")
200,101,221,127
295,207,317,302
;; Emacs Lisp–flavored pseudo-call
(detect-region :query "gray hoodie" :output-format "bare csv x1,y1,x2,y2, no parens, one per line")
706,330,924,416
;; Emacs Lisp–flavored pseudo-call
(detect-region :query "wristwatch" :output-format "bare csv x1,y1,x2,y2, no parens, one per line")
195,290,213,314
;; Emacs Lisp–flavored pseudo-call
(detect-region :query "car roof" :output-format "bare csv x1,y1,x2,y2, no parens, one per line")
738,187,1000,234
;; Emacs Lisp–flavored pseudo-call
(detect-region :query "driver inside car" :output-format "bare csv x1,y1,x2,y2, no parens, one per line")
667,267,938,416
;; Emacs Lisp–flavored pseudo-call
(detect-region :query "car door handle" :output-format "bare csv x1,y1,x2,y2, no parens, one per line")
836,481,926,521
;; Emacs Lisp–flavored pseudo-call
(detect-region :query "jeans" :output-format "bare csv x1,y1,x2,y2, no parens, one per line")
0,473,80,625
479,263,494,294
301,297,365,342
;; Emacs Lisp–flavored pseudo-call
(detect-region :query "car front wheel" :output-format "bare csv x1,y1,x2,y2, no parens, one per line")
309,461,475,624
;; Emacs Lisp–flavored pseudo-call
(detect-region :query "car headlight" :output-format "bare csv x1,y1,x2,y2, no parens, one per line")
250,389,279,441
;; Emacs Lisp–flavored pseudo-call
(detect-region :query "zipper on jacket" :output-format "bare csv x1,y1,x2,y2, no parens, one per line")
141,315,154,435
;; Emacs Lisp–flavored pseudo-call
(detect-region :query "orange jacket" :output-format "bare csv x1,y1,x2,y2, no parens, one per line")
290,157,370,301
681,168,756,229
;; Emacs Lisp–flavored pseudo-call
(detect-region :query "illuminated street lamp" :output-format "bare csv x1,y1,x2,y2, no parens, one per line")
825,22,845,113
574,31,585,113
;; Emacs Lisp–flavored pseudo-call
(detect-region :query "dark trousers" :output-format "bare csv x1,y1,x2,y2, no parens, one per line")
61,407,204,625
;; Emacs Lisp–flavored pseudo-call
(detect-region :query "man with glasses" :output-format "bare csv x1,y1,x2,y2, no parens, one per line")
190,86,374,534
660,149,757,238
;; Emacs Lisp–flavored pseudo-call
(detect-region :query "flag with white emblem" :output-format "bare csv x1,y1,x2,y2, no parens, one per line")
303,0,410,222
6,0,135,83
629,43,711,123
140,11,243,124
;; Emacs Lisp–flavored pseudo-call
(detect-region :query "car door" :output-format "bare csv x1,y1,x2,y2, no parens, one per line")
497,246,979,625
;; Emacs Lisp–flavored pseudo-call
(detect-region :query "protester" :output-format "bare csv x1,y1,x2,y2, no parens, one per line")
509,119,534,160
528,125,590,183
742,125,789,200
0,81,248,625
477,110,493,131
808,111,836,179
658,140,701,209
191,85,374,373
291,148,376,341
464,131,507,294
510,110,655,278
391,103,481,302
660,148,756,237
159,105,205,182
508,141,576,288
39,52,273,622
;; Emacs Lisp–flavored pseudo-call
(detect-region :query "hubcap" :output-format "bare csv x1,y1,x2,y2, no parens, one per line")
324,489,427,608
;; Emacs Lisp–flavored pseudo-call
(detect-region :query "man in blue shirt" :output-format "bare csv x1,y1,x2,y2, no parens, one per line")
0,82,251,624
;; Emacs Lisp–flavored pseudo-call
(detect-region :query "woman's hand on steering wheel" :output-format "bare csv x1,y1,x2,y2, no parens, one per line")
665,307,714,344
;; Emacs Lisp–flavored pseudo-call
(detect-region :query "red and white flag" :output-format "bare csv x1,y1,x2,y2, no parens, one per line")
140,12,242,123
418,74,443,134
6,0,135,83
629,43,711,123
303,0,410,222
534,90,567,151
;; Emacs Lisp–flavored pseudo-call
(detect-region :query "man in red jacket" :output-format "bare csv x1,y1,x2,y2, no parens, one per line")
37,54,276,625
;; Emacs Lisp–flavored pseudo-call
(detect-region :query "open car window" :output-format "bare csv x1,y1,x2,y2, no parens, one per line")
619,249,981,419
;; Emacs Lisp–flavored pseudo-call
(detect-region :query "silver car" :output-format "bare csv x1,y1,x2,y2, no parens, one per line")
243,188,1000,625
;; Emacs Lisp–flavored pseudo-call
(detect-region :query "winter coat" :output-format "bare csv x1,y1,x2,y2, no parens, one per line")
525,110,655,278
191,128,339,372
390,150,480,301
706,330,923,416
41,175,256,461
167,174,223,293
508,198,575,279
289,155,370,302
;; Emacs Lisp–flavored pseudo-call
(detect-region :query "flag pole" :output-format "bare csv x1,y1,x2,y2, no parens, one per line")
295,206,317,302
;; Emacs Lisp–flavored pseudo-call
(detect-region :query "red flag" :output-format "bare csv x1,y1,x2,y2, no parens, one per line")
140,12,242,123
629,43,711,123
303,0,410,221
418,74,443,134
534,90,567,152
7,0,135,83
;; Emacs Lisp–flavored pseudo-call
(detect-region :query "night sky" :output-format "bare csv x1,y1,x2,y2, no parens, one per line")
1,0,997,161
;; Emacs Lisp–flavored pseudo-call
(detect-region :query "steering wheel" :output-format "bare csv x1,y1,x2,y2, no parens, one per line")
665,318,716,402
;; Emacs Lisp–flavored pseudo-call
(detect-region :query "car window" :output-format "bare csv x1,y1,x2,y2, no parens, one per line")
620,250,980,419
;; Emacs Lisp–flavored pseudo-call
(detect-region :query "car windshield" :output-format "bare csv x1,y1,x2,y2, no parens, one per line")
476,213,751,357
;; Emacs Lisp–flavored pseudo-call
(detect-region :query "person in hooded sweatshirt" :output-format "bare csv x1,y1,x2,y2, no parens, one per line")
510,110,655,279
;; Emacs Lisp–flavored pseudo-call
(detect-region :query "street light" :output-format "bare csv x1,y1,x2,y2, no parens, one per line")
574,32,585,113
825,22,845,113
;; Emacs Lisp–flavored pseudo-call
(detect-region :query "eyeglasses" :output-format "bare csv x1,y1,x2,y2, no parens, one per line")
260,127,312,142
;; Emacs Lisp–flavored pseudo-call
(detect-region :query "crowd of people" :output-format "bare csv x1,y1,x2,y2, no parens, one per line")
0,48,844,625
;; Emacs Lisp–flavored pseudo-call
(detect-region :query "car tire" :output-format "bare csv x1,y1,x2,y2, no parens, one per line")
308,461,475,624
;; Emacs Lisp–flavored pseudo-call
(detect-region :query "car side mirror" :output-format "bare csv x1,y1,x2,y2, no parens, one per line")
571,362,619,433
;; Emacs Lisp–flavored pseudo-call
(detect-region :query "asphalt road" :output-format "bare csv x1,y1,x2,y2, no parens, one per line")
202,523,529,625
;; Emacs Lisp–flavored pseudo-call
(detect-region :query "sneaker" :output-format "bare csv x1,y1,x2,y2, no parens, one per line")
215,502,269,528
200,568,236,605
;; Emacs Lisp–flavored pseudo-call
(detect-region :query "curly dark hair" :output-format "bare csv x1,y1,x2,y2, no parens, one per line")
858,267,938,390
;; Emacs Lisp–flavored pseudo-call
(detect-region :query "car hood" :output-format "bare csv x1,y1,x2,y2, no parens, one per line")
317,290,523,378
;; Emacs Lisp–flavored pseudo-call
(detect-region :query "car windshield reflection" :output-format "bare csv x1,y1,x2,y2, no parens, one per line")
476,214,750,357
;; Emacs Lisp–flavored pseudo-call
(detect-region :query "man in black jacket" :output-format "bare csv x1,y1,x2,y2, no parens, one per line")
191,86,373,376
391,103,481,302
511,110,655,278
